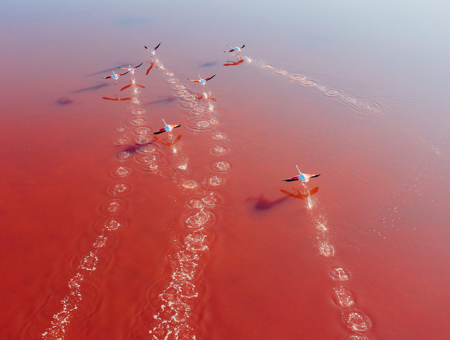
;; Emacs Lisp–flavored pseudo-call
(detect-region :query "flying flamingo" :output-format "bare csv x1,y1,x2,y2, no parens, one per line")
154,119,181,135
188,74,216,87
102,94,131,101
101,71,129,85
118,62,143,75
282,165,320,183
144,43,161,57
224,44,245,56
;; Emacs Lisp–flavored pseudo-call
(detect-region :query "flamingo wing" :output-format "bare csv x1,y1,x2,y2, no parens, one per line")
134,62,143,69
188,79,200,83
154,42,161,50
118,71,129,76
205,74,216,81
282,176,300,182
102,75,112,79
307,174,321,179
154,128,167,135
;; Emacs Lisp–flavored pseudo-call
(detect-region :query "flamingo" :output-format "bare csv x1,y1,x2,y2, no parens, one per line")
101,71,129,85
144,43,161,56
102,94,131,101
224,44,245,56
188,74,216,87
154,119,181,135
118,62,143,75
282,165,320,183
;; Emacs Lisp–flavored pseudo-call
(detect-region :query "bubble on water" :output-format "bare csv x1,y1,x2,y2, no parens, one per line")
135,135,154,145
316,223,327,232
211,161,231,172
330,267,350,281
93,235,107,249
183,180,197,189
136,144,159,155
111,166,132,178
132,108,145,115
108,183,132,197
263,64,273,69
117,151,133,161
117,125,126,132
206,175,226,188
319,242,335,257
342,310,371,333
185,209,215,229
188,199,204,209
167,78,179,84
131,118,146,125
211,145,229,156
135,127,152,135
101,199,127,215
202,192,222,208
78,252,98,271
333,286,355,308
276,69,288,75
115,138,129,145
212,132,226,140
100,217,127,232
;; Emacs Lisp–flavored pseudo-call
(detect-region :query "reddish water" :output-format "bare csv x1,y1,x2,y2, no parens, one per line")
1,1,450,339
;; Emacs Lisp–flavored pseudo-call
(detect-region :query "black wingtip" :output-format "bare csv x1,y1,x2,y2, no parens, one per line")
242,44,245,48
144,46,148,49
154,131,164,135
155,42,161,50
310,174,321,178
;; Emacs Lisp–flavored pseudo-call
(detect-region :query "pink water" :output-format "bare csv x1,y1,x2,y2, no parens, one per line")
1,1,450,339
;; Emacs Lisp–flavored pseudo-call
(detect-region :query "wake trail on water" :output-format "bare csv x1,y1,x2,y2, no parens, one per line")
243,56,387,117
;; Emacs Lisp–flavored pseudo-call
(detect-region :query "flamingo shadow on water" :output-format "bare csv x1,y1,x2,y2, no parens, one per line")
122,139,158,154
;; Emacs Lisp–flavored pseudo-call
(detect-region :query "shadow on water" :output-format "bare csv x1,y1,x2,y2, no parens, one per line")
199,61,218,67
144,96,177,106
122,141,158,153
71,83,109,93
249,194,290,210
55,97,74,105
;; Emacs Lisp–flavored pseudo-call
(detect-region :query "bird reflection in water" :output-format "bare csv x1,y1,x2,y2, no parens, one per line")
280,186,319,200
223,56,245,67
154,134,182,147
146,62,155,76
102,94,131,101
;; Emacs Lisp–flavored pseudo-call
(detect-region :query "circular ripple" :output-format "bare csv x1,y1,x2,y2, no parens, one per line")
100,199,127,216
111,166,132,178
108,183,132,197
330,267,350,281
262,64,273,69
333,286,355,308
201,192,222,208
187,118,217,132
167,78,179,84
135,144,159,155
211,132,226,140
135,152,163,163
140,160,164,172
117,126,126,132
342,311,371,333
190,106,208,115
173,84,187,90
290,74,306,81
183,180,198,189
117,151,133,161
134,127,152,135
324,88,344,98
319,242,335,257
205,175,226,188
131,118,146,125
165,72,174,76
276,69,288,75
185,209,215,229
211,145,229,156
115,138,129,145
96,216,128,233
188,199,203,209
132,108,145,115
211,161,231,172
135,135,154,145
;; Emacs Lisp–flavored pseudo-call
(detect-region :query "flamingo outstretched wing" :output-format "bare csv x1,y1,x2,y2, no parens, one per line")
205,74,216,81
282,176,299,182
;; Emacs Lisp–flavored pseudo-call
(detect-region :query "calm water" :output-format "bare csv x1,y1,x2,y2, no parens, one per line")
1,0,450,339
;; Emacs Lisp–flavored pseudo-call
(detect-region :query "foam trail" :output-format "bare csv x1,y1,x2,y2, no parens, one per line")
243,56,386,116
